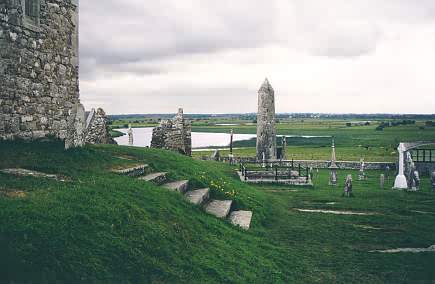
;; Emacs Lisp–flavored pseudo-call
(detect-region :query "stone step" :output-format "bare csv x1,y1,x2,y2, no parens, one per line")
205,200,233,219
112,164,150,177
229,210,253,230
139,172,168,185
162,180,189,193
185,188,210,205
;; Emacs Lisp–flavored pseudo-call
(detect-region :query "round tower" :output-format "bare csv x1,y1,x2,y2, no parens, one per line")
256,78,277,160
0,0,79,141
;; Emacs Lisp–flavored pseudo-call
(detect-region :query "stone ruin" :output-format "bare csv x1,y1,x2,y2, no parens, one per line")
84,108,116,145
151,108,192,156
256,78,277,161
0,0,79,141
0,0,114,149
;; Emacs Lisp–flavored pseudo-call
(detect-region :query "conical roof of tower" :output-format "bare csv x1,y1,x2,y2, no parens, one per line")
259,78,274,93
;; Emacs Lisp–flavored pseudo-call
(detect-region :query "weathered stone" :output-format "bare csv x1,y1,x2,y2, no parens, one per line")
211,149,220,161
256,78,276,160
205,200,232,218
380,174,385,189
84,108,116,145
112,164,150,177
0,0,80,142
162,180,189,193
229,210,253,230
185,188,210,205
127,124,133,146
329,139,338,186
151,108,192,156
0,168,67,181
343,174,353,197
65,103,85,149
139,172,168,185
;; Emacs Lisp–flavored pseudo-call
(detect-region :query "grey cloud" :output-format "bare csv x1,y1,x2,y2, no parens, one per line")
80,0,275,79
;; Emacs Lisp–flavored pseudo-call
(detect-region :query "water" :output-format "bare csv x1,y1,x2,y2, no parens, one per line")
114,127,331,149
114,128,256,149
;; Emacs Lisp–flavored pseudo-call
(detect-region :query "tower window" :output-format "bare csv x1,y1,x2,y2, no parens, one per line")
23,0,40,27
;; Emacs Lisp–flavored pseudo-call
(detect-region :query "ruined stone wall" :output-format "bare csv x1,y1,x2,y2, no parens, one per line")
0,0,79,140
256,78,277,160
151,109,192,156
85,108,116,145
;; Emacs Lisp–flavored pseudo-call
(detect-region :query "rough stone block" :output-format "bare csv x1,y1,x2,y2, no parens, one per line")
205,200,232,219
139,172,167,185
162,180,189,193
229,211,253,230
185,188,210,205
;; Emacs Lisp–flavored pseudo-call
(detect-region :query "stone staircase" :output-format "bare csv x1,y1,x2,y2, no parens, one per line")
112,164,253,230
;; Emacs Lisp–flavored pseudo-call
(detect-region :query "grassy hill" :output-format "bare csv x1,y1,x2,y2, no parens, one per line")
0,140,435,283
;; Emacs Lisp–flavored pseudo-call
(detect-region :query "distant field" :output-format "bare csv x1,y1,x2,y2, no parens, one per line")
111,117,435,162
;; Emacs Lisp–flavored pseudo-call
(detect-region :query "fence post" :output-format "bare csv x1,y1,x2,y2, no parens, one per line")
298,164,301,176
292,159,294,170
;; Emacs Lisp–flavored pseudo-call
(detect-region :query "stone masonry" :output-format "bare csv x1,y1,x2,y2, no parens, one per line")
85,108,116,145
0,0,80,141
151,108,192,156
256,78,277,160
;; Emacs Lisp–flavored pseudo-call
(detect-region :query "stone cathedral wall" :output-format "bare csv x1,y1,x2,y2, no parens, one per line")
0,0,79,140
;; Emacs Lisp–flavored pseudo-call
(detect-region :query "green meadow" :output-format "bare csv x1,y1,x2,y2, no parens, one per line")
191,119,435,162
1,140,434,283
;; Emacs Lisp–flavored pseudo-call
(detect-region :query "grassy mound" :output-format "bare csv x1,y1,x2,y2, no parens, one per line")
1,140,435,283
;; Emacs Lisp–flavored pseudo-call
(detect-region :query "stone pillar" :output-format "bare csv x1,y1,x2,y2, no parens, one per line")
394,143,408,189
65,103,86,149
380,174,385,189
329,139,338,186
358,158,366,180
128,124,133,146
256,78,277,160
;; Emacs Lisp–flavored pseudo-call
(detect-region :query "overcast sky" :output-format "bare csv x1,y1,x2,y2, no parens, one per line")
79,0,435,114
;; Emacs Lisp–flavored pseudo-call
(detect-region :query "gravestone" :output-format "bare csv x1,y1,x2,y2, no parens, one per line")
380,174,385,189
358,158,366,180
211,149,221,161
65,104,85,149
329,139,338,186
344,174,353,197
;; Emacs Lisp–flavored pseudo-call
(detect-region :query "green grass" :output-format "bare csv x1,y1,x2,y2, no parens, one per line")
109,129,125,138
191,119,435,162
1,140,435,283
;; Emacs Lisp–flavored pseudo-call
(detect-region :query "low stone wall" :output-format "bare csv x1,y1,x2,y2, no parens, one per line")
204,156,396,171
